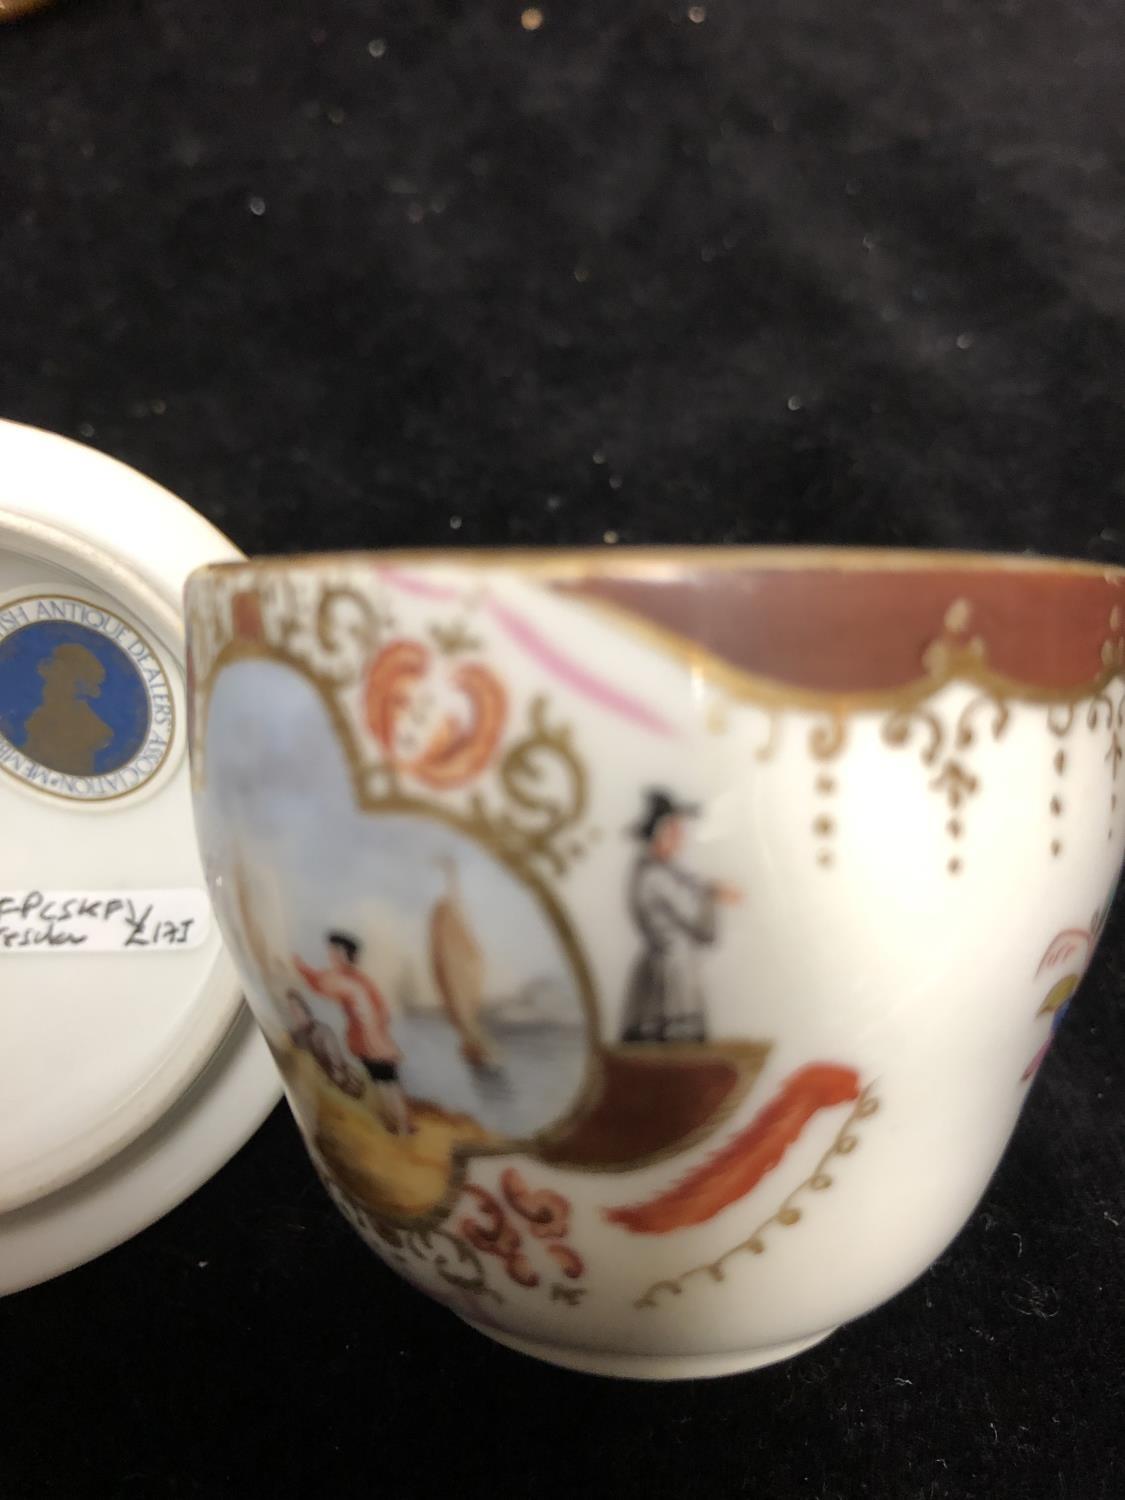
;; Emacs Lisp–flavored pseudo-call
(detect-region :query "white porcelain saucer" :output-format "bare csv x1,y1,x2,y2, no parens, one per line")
0,419,279,1292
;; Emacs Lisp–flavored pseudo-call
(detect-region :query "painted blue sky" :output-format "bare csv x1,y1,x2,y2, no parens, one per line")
201,660,584,1018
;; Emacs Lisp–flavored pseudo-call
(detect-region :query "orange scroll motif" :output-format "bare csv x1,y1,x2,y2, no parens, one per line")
364,639,508,789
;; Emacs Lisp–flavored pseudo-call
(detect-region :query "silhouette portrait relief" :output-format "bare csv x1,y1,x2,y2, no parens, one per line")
20,642,114,775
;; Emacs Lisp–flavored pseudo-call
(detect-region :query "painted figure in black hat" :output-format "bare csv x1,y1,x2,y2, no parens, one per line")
620,790,743,1044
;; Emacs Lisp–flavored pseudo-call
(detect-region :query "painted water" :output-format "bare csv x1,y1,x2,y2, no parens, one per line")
393,1011,587,1139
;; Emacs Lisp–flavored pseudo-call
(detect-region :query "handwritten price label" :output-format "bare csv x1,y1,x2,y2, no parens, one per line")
0,890,211,954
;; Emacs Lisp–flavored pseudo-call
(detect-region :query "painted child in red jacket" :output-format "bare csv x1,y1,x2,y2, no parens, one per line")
294,932,413,1136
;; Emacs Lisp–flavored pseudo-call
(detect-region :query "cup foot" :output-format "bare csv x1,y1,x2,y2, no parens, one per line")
458,1320,837,1380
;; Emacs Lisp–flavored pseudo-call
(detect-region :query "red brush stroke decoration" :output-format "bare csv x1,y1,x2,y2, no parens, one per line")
547,1243,585,1279
460,1173,586,1291
603,1063,862,1235
460,1185,539,1288
365,640,429,749
364,641,508,789
500,1168,570,1240
1036,927,1092,976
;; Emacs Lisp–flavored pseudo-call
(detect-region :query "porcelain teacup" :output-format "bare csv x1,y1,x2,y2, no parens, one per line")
186,548,1124,1378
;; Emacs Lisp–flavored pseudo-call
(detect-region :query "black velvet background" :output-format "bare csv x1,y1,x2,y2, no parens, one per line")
2,1,1124,1495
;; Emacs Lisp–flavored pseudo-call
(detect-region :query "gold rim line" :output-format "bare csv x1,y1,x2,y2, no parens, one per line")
186,564,1125,718
187,545,1125,585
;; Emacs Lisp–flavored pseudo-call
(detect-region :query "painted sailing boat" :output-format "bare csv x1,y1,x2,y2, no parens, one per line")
429,856,503,1070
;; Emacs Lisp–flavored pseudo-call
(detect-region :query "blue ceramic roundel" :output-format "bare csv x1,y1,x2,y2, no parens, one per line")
0,596,173,801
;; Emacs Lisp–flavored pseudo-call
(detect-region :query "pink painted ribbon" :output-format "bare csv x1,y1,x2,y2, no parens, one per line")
376,566,678,738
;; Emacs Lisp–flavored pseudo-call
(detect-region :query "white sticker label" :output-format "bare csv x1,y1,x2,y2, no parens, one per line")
0,890,211,954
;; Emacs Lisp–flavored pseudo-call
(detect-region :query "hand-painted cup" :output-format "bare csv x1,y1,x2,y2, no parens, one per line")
185,549,1124,1379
